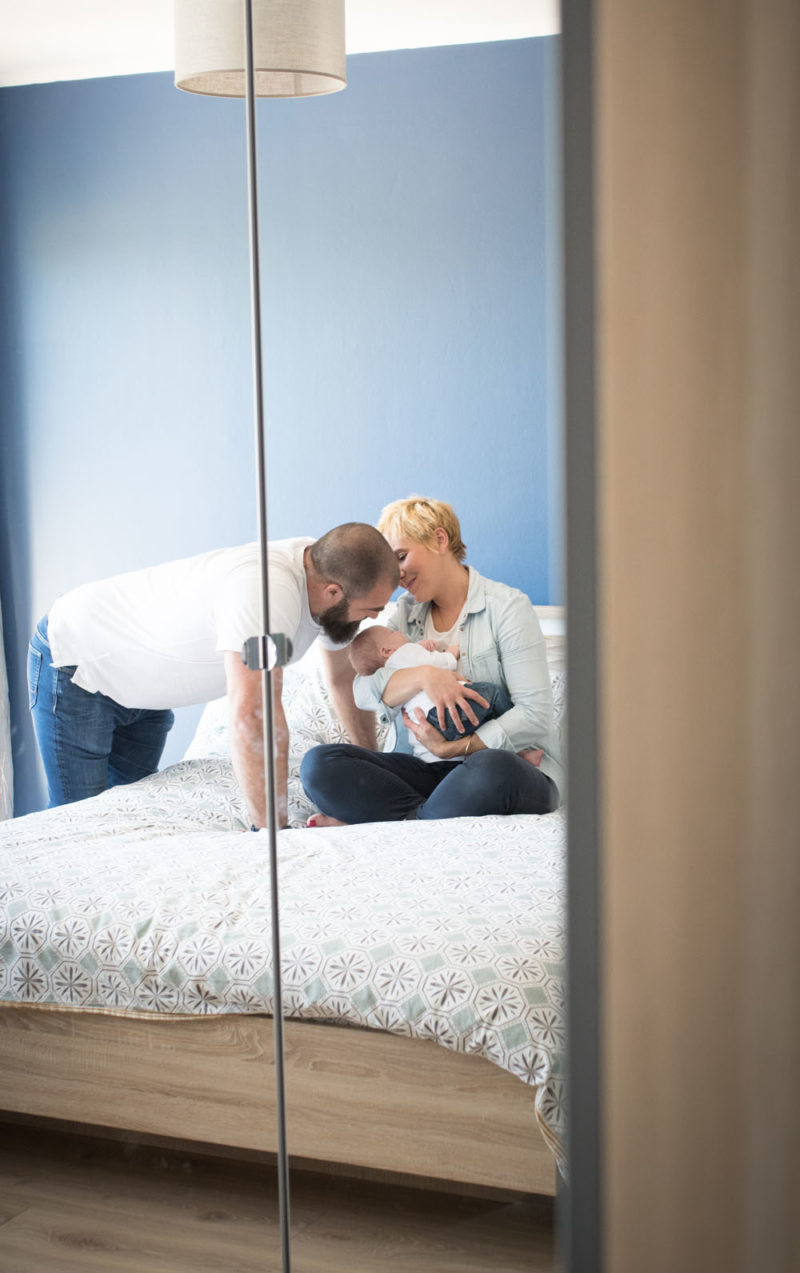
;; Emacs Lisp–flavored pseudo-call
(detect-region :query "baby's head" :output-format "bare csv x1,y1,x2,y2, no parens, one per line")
348,625,408,675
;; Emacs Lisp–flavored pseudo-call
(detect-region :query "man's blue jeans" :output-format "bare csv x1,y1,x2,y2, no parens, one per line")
28,616,174,808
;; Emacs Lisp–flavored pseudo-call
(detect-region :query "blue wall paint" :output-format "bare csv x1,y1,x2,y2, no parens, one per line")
0,38,561,815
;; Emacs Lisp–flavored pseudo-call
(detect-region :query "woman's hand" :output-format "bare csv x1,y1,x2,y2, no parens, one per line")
420,667,489,733
401,708,485,760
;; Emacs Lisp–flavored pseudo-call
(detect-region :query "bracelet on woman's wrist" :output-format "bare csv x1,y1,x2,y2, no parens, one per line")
464,734,473,756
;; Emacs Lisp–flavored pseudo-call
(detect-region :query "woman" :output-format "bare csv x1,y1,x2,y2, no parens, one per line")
300,496,564,824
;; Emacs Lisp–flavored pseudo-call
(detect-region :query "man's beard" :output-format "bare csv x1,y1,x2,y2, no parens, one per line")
317,596,361,645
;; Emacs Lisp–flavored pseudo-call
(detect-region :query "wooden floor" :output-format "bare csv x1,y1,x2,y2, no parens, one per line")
0,1122,559,1272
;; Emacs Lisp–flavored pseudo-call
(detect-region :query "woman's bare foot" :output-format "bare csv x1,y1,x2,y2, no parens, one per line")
306,813,349,828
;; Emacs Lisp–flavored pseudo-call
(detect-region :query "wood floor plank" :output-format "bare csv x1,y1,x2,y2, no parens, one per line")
0,1122,557,1272
0,1196,556,1273
0,1123,301,1227
0,1191,32,1229
0,1199,276,1273
294,1194,557,1273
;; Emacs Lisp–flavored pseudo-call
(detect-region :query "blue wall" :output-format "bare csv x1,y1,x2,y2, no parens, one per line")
0,38,562,815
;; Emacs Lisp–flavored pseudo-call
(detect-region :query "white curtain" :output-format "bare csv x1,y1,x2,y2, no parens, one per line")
0,597,13,819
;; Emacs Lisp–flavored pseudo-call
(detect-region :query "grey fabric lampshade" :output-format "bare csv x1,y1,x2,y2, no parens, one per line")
174,0,346,98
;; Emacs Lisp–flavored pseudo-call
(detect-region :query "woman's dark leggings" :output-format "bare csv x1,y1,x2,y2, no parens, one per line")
300,743,558,824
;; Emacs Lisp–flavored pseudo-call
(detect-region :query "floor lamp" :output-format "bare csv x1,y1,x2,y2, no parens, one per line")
174,3,347,1269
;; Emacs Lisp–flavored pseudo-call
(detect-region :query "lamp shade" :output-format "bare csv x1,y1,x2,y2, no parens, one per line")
174,0,346,98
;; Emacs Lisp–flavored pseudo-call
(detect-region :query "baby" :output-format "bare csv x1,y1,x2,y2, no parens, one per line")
349,625,543,767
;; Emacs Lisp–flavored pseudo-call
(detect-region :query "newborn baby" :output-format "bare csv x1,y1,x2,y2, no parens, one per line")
348,625,544,767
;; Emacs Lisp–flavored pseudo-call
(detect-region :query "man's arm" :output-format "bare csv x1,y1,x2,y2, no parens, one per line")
271,668,288,827
319,645,378,749
224,651,289,828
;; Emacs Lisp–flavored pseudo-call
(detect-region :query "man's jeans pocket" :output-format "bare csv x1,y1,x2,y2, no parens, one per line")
28,645,42,709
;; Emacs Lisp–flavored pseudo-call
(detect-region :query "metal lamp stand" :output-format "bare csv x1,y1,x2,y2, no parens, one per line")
242,1,292,1267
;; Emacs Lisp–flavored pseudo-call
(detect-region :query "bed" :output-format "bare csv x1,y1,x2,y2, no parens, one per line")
0,608,566,1197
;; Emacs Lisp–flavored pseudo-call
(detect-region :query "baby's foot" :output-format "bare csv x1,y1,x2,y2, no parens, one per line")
306,813,349,828
518,748,544,768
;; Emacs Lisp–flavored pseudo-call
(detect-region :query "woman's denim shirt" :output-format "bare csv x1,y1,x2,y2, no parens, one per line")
353,566,565,803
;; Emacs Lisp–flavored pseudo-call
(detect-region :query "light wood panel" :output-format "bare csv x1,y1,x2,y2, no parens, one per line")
0,1008,557,1197
596,0,800,1269
598,2,748,1256
742,3,800,1268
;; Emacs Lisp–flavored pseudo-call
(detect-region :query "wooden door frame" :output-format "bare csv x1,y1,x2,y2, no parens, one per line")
563,2,800,1270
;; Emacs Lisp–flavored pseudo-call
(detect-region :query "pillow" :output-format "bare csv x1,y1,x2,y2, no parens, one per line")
182,696,229,761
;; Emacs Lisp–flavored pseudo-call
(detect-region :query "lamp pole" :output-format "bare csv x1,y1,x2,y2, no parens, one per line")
175,7,346,1266
242,2,292,1268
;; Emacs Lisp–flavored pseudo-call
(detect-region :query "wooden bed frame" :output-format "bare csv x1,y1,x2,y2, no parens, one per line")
0,1005,557,1197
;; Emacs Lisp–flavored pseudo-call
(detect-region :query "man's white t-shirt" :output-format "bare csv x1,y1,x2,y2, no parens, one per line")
47,539,345,709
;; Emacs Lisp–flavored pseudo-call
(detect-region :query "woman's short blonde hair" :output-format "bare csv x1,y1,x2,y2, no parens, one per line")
377,496,467,562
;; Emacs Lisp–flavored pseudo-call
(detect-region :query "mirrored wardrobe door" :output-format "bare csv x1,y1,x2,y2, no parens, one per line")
0,5,566,1271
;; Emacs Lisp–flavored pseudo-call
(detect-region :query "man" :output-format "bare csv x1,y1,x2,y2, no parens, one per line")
28,523,399,827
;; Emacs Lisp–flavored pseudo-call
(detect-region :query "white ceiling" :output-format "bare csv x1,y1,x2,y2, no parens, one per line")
0,1,560,89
